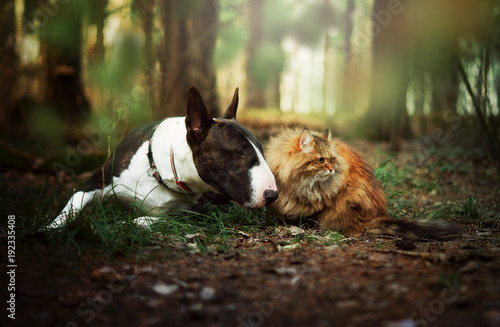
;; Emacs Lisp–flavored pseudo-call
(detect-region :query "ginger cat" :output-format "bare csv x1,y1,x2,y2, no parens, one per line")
265,128,460,241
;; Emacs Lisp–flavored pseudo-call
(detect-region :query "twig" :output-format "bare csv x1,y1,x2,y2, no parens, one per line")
456,54,500,160
373,248,446,261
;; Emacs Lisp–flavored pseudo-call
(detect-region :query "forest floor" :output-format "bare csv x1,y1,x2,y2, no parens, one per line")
1,133,500,327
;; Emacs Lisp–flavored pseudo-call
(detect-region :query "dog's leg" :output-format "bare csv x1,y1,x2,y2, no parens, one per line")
47,190,99,228
134,216,161,229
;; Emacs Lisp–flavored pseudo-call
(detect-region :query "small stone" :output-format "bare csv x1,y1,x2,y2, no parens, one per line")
459,261,480,273
200,286,216,301
152,283,179,296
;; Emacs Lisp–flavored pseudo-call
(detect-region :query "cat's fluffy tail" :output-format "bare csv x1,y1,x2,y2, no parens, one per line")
367,219,461,241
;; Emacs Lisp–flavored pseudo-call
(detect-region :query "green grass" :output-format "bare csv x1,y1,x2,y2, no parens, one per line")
374,154,416,219
11,187,348,258
147,204,267,253
374,153,468,221
38,197,270,256
2,150,478,258
460,195,480,219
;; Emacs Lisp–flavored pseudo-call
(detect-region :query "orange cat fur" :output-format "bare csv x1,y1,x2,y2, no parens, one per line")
265,128,460,241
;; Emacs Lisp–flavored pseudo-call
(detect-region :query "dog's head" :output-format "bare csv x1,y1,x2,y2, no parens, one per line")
185,87,278,208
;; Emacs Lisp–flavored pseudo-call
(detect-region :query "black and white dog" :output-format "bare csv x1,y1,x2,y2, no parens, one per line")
48,87,278,228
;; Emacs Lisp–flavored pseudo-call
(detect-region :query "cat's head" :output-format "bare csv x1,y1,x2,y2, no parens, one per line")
295,129,339,183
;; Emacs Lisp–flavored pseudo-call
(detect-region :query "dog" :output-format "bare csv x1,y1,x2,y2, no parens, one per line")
48,87,278,228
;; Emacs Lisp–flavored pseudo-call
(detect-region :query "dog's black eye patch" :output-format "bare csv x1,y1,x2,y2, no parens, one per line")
191,120,263,206
234,149,247,157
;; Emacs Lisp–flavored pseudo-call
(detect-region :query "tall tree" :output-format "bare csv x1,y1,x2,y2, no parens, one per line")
245,0,266,108
132,0,155,71
91,0,108,63
367,0,411,143
192,0,219,115
336,0,355,114
430,46,459,120
0,1,18,135
132,0,157,116
158,0,219,118
42,0,91,125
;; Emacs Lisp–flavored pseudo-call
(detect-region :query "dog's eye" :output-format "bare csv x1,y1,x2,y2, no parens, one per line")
318,157,325,164
234,149,246,157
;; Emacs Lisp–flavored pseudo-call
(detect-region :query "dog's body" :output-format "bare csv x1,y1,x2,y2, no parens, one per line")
48,87,278,228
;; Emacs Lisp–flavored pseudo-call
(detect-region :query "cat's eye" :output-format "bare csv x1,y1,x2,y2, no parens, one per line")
318,157,325,164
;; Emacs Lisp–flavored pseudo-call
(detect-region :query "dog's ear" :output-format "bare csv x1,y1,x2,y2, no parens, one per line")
221,87,239,120
185,86,213,135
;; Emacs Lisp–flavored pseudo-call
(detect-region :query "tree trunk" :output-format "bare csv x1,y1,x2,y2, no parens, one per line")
159,0,219,118
368,0,412,143
413,71,427,135
430,51,458,124
94,0,107,62
135,0,156,117
336,0,355,115
0,1,18,135
192,0,219,116
159,0,184,118
140,0,155,72
245,0,266,108
43,1,90,126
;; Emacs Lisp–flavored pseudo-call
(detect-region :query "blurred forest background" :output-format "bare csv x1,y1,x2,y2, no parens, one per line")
1,0,500,171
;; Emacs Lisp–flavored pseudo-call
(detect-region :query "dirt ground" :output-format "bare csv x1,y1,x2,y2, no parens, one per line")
3,226,499,327
6,228,500,327
2,140,500,327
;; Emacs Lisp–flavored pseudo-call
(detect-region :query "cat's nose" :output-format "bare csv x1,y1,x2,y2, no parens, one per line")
264,189,279,206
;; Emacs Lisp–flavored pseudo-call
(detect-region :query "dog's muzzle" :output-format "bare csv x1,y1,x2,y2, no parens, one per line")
264,189,279,206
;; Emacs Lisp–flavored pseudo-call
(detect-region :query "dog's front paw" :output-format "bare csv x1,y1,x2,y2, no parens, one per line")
46,212,70,229
134,216,161,229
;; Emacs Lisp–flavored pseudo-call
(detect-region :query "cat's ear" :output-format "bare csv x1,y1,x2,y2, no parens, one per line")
299,129,314,153
322,128,331,140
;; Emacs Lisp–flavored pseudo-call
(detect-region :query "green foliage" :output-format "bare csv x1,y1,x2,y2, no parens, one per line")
89,33,143,93
44,0,89,49
219,0,247,23
289,1,337,47
250,42,285,88
215,24,249,66
27,106,65,155
263,0,294,40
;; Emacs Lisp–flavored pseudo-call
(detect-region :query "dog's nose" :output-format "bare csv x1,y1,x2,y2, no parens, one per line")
264,189,278,206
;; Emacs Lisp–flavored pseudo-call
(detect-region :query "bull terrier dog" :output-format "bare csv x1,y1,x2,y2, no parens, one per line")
48,87,278,228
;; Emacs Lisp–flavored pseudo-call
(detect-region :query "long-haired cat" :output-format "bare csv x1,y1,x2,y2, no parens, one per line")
265,128,460,241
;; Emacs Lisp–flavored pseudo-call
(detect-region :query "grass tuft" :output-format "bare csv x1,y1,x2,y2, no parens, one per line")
374,154,415,219
460,195,480,219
